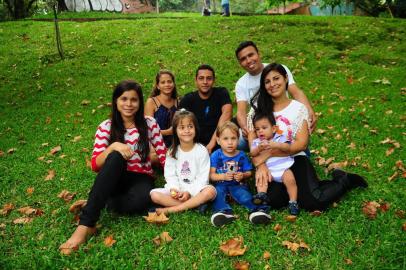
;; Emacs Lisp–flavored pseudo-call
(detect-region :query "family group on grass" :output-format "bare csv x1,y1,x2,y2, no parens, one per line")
59,41,368,254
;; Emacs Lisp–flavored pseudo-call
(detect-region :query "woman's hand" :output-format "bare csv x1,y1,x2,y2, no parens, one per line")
177,191,191,202
111,142,134,160
256,163,271,188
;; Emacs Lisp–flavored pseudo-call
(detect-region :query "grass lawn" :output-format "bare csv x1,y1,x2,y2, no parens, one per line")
0,13,405,269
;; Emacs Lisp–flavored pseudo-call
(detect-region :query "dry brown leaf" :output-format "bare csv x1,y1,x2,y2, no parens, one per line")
104,235,116,247
44,169,55,181
344,258,353,265
395,210,405,219
58,190,77,202
13,217,33,224
388,171,399,182
82,148,90,153
7,148,16,154
385,147,395,156
379,202,390,212
273,223,282,232
81,99,91,106
72,136,82,142
41,143,49,147
37,156,45,161
282,241,300,252
153,231,173,246
316,129,326,134
234,261,250,270
347,142,356,149
362,201,380,219
285,215,297,222
310,210,322,216
299,241,310,251
263,251,271,260
59,154,67,159
219,236,247,256
327,161,348,171
143,212,169,224
0,150,4,157
26,187,34,195
18,206,44,216
325,157,334,165
1,203,14,216
85,157,92,168
320,146,328,154
402,223,406,231
69,200,87,214
395,160,405,172
50,145,61,155
380,138,392,144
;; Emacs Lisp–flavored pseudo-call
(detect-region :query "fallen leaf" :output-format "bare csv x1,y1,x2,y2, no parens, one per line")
81,100,91,106
347,142,356,149
285,215,297,222
273,223,282,232
41,143,49,147
234,261,250,270
38,156,45,161
282,241,300,252
327,161,348,171
299,241,310,251
344,258,353,265
0,150,4,157
219,236,247,256
104,235,116,247
13,217,33,224
50,145,61,155
69,199,87,214
385,147,395,156
402,223,406,231
263,251,271,260
395,210,405,219
1,203,14,216
388,171,399,182
44,169,55,181
310,210,322,216
395,160,405,171
82,148,90,153
85,157,92,168
362,201,380,219
143,212,169,224
26,187,34,195
72,136,82,142
316,129,326,134
7,148,16,154
153,231,173,246
332,202,339,208
18,206,44,216
58,190,77,202
0,223,6,229
379,202,390,212
320,146,328,154
347,76,354,85
59,154,67,159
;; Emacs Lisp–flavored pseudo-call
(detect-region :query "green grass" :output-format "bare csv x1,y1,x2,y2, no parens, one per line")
0,14,405,269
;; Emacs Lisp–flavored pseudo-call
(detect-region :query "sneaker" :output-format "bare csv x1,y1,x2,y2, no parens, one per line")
288,201,300,216
249,210,271,225
252,192,269,205
211,212,236,227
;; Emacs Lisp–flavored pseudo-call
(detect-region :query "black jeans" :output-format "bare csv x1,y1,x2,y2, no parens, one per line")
79,151,154,227
267,155,351,211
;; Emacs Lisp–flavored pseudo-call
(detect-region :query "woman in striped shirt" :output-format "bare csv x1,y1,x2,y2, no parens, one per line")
60,80,166,255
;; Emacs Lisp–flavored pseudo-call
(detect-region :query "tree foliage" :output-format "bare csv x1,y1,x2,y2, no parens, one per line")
321,0,344,15
3,0,37,19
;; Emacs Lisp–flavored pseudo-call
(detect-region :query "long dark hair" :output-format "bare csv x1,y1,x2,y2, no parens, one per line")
170,109,199,159
150,70,178,99
110,80,149,162
250,63,288,117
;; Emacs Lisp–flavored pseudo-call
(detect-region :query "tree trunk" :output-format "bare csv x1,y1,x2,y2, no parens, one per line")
53,3,64,59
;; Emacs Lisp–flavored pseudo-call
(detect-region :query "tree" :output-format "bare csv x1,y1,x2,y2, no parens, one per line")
4,0,37,19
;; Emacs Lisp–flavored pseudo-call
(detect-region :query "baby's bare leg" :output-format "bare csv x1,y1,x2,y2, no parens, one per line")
282,169,297,201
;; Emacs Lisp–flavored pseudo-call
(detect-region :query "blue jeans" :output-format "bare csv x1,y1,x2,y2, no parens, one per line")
212,181,268,213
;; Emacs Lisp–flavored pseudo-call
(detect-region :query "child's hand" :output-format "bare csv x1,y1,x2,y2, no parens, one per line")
267,141,279,149
234,172,244,182
170,188,180,199
224,172,234,181
177,191,191,202
258,140,271,151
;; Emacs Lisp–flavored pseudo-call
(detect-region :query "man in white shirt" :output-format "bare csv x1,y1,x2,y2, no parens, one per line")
234,41,317,150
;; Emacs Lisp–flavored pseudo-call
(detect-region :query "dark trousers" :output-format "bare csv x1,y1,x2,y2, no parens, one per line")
267,156,351,211
79,151,154,227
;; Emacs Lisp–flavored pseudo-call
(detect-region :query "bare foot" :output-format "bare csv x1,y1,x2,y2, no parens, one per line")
59,225,96,255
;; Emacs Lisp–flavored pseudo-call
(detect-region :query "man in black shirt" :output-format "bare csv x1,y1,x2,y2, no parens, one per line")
179,64,232,154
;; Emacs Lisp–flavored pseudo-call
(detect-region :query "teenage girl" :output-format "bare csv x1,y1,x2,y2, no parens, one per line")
59,80,166,255
150,109,216,214
145,70,178,147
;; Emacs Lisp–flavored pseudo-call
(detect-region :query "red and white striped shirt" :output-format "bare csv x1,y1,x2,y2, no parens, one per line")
91,116,166,175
